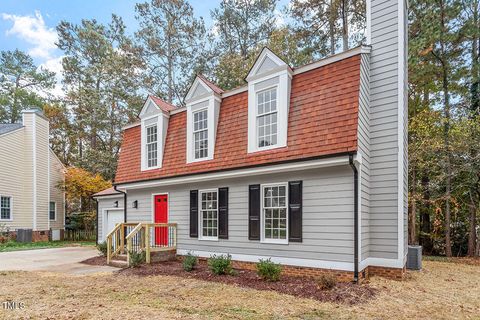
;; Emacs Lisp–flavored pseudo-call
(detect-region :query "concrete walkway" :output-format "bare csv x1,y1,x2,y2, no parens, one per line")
0,246,119,275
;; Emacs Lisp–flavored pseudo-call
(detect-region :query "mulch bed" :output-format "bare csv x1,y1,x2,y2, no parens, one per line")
81,256,376,304
81,255,108,266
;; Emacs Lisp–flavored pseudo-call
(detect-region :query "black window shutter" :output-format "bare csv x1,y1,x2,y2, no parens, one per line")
288,181,303,242
190,190,198,238
248,184,261,240
218,187,229,239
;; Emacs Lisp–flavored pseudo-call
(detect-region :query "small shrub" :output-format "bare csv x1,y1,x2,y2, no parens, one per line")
208,254,233,275
128,250,146,267
183,252,198,272
96,241,109,256
256,258,282,281
316,274,337,290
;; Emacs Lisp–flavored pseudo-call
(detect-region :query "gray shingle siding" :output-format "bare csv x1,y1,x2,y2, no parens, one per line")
368,0,407,261
125,167,356,266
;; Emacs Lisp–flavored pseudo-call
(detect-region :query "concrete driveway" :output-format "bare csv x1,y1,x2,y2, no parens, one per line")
0,246,119,275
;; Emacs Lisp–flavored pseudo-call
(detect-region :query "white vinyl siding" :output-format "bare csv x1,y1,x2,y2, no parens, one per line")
256,88,278,148
49,201,56,221
262,183,288,243
193,109,208,159
146,124,158,168
199,189,218,240
0,196,12,220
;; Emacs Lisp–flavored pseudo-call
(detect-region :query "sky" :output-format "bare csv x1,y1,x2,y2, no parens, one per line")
0,0,289,96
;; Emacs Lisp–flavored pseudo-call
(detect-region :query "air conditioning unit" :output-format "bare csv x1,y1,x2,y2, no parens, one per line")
16,229,32,243
407,245,422,270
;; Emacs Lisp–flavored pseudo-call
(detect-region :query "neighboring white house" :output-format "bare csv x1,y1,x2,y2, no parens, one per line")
95,0,408,281
0,108,66,241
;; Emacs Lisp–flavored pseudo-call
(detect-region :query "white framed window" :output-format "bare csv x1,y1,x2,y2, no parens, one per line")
256,87,278,148
49,201,56,221
199,189,218,240
0,196,12,220
193,109,208,159
146,124,158,168
261,183,288,243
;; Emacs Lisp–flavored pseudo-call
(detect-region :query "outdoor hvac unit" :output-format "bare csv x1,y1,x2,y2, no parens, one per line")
407,245,422,270
16,229,32,243
51,229,61,241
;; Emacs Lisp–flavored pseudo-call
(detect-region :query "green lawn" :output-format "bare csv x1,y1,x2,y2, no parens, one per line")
0,240,95,252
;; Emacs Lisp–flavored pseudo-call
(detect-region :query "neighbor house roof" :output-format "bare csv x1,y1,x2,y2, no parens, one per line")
92,187,121,197
0,123,23,135
114,54,361,185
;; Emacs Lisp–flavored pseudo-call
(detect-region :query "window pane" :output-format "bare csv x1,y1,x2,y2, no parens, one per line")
200,190,218,238
256,88,278,148
262,185,287,241
193,109,208,159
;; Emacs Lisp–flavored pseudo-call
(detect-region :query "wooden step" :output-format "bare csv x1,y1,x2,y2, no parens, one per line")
109,259,129,268
115,254,127,261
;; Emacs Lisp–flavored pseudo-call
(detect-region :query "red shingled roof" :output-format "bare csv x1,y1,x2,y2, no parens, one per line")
115,54,361,185
198,74,224,94
149,95,177,112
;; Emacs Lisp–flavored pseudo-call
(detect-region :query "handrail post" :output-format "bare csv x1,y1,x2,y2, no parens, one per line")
120,224,125,254
107,236,111,264
127,237,132,267
174,224,177,248
145,224,151,264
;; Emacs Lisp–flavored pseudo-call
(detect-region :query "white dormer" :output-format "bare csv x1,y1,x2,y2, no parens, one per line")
139,96,171,171
246,48,292,153
185,75,223,164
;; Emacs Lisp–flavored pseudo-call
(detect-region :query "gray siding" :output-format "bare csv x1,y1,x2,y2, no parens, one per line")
368,0,407,260
358,53,371,261
126,166,356,265
96,195,124,242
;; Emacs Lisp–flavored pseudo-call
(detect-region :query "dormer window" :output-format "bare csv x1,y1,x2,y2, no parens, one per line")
185,75,223,164
193,109,208,159
139,96,173,171
257,87,278,148
247,48,292,153
146,124,158,167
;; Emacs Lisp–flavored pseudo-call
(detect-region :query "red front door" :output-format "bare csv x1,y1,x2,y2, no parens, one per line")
154,194,168,246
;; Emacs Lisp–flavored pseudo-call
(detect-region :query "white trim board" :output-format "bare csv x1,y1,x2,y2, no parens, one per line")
116,155,350,190
177,249,355,271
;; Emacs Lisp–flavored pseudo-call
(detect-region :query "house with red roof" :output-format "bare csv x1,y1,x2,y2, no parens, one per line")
93,0,408,281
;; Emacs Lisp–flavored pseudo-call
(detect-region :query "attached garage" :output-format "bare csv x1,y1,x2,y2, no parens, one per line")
93,187,124,243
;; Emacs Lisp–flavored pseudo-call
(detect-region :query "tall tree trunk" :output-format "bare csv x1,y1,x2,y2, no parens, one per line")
341,0,349,51
420,175,433,254
329,0,336,55
467,193,477,256
443,66,453,257
409,167,417,244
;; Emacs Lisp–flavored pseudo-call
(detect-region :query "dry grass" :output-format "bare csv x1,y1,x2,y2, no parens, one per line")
0,260,479,320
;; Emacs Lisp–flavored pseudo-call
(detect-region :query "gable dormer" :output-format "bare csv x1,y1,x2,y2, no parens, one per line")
139,96,172,171
185,75,223,163
246,48,292,153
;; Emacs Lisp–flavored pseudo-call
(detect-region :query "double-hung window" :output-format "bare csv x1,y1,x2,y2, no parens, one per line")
257,88,278,148
200,189,218,239
49,202,56,221
262,184,288,242
193,109,208,159
146,124,158,168
0,196,11,220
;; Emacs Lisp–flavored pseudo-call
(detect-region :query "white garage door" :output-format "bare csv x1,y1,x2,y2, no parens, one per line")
104,210,124,241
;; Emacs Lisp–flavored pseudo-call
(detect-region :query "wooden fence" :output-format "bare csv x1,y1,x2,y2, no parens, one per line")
64,229,96,241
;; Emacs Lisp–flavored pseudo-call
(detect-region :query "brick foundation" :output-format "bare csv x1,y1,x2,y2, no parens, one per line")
178,254,406,282
368,265,406,280
32,230,49,242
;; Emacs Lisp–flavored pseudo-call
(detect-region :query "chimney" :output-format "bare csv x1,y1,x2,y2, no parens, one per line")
22,108,50,231
366,0,408,266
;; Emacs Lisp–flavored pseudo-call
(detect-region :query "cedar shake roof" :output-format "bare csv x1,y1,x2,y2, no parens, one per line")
149,95,178,112
115,54,361,185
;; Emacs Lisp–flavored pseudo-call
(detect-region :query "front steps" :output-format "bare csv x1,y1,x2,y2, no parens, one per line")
108,249,177,268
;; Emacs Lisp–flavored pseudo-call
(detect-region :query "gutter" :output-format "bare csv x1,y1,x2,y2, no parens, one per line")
94,198,99,245
114,186,127,223
349,154,359,283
